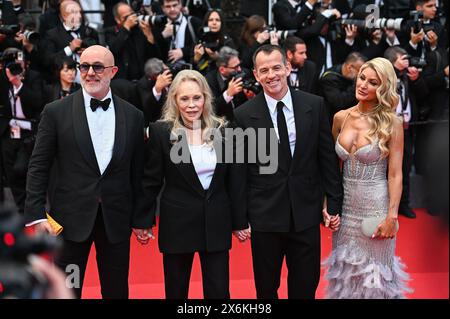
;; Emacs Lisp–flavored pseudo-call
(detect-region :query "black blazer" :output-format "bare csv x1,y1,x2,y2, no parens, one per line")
272,0,314,30
205,70,248,122
43,82,81,104
43,24,99,68
0,69,44,136
24,90,148,244
143,121,247,254
290,60,319,94
233,89,343,233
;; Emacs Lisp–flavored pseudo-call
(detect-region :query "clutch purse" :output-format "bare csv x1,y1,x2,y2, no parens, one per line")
46,213,63,235
361,214,399,238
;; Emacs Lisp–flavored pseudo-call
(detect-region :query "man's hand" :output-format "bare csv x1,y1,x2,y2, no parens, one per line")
425,30,438,48
123,13,138,31
168,48,183,63
233,226,251,242
227,77,243,97
345,24,358,41
205,47,218,60
444,65,449,77
34,221,57,236
139,20,155,44
69,38,82,52
410,27,425,45
394,54,409,71
132,228,154,245
5,67,23,89
407,66,420,81
269,31,279,45
256,30,270,44
322,208,340,232
162,21,174,39
193,43,205,63
154,69,173,93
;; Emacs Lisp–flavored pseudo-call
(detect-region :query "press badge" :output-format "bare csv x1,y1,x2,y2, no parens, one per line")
10,125,21,139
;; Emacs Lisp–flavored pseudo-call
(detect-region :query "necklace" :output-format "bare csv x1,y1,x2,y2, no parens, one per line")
355,105,377,117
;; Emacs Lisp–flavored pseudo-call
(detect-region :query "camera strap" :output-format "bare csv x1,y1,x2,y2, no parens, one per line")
187,16,198,47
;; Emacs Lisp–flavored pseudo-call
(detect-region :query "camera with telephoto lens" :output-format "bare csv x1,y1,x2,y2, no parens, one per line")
137,14,167,27
0,51,24,76
229,70,261,94
264,26,297,41
0,204,61,299
23,29,40,45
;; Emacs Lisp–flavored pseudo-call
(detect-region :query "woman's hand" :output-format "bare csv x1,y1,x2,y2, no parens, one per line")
372,216,398,239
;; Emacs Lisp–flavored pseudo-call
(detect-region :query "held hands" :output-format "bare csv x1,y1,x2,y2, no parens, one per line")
233,226,251,242
372,216,398,239
322,208,340,232
133,228,155,245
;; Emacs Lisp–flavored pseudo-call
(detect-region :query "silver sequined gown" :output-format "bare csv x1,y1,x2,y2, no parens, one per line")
323,138,412,299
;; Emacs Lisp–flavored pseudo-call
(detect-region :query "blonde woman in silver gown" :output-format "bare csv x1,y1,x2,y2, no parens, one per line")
323,57,412,298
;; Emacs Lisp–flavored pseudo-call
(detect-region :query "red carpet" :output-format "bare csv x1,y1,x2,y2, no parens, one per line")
82,209,449,299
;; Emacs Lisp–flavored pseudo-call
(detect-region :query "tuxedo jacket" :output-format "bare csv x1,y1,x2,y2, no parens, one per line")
43,24,99,68
272,0,314,30
24,90,148,244
143,121,247,254
290,60,319,94
205,70,248,122
233,89,343,233
0,70,44,136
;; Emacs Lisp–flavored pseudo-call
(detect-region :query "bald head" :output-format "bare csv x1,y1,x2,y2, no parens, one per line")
60,0,81,15
81,45,115,66
60,0,82,29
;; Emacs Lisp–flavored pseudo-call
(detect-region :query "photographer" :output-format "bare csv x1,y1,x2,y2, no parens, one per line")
384,45,429,219
272,0,318,31
318,51,367,122
205,46,249,121
152,0,202,65
401,0,444,58
0,47,44,214
193,8,235,75
284,36,318,93
105,2,162,81
43,0,99,83
136,58,172,124
296,0,353,76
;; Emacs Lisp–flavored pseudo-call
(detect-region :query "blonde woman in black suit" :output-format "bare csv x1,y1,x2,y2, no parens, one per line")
143,69,247,299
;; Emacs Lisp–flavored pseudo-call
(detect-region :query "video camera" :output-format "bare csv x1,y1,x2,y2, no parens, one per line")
0,205,61,299
229,70,262,94
0,51,24,76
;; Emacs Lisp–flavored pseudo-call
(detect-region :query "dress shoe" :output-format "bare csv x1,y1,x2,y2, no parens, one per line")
399,206,416,218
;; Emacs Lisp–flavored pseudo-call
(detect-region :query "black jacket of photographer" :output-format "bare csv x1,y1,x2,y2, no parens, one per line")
205,69,248,122
0,69,44,137
42,23,99,69
105,25,162,81
318,64,357,122
152,14,202,64
135,76,166,124
400,19,445,58
272,0,315,31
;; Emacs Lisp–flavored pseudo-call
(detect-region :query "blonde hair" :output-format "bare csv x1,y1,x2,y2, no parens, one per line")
160,69,227,143
358,57,400,158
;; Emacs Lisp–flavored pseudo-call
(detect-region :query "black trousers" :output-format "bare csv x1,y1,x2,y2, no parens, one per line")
55,206,130,299
250,225,321,299
400,128,413,209
1,135,28,213
163,250,230,299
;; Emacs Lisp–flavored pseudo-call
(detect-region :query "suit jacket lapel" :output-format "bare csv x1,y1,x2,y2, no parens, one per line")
102,95,127,176
72,90,101,175
291,90,312,172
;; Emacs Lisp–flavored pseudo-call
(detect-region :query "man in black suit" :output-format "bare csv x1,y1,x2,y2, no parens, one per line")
105,2,161,81
0,48,44,213
272,0,317,31
152,0,201,64
284,36,319,93
233,45,343,299
43,1,99,80
205,46,248,121
24,45,151,299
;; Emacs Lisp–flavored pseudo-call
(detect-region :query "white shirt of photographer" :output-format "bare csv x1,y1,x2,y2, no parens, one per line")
63,23,81,83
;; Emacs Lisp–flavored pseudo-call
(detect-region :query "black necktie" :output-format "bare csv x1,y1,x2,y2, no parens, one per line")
90,98,111,112
276,101,292,166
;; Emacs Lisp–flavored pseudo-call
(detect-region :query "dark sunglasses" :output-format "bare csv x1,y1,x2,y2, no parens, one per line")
77,63,114,74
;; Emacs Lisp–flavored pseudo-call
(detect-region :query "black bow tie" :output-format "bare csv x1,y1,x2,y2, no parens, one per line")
90,98,111,112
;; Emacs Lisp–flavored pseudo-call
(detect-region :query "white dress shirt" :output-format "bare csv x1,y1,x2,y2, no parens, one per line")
188,143,217,190
83,88,116,175
172,14,187,50
264,90,297,156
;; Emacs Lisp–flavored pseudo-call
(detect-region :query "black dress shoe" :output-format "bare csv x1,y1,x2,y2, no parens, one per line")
399,207,416,218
